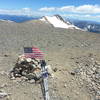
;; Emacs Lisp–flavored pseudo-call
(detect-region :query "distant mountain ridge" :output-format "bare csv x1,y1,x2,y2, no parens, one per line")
0,14,39,23
0,14,100,33
69,19,100,33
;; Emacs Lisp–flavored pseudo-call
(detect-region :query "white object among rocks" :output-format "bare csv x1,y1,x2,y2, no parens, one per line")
45,65,54,78
0,92,8,98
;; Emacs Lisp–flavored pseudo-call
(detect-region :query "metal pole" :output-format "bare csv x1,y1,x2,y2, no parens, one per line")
41,60,50,100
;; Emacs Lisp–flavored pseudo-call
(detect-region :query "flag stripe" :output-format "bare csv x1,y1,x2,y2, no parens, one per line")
25,53,44,55
25,54,43,56
24,47,44,59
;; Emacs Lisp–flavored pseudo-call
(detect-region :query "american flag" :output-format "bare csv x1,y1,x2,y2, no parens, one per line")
24,47,44,59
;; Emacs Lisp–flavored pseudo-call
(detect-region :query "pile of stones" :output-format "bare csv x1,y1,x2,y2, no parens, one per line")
10,55,43,82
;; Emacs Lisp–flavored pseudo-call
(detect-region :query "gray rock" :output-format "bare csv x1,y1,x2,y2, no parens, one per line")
64,84,67,88
96,91,100,96
28,79,35,84
53,68,58,72
70,71,75,76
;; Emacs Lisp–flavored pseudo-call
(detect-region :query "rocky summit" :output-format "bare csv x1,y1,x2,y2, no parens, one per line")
0,18,100,100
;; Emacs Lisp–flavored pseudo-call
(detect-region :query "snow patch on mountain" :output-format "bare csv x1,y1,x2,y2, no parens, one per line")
40,15,81,30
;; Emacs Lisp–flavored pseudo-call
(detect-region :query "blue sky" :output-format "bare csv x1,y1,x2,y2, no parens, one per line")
0,0,100,22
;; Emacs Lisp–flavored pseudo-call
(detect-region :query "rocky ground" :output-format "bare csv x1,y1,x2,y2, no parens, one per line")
0,20,100,100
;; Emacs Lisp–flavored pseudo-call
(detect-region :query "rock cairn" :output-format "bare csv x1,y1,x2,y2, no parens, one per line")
9,55,42,82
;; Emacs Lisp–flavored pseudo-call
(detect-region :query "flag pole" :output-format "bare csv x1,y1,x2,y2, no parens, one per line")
41,60,50,100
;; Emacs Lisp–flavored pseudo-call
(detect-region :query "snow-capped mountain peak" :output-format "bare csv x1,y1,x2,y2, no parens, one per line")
40,15,80,30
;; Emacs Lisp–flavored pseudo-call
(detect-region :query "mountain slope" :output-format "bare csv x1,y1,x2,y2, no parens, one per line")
0,19,100,100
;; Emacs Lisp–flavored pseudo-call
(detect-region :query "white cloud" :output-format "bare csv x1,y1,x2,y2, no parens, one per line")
39,7,55,12
0,8,52,17
0,8,39,16
22,8,31,11
75,5,100,13
39,5,100,14
61,13,100,22
58,6,75,12
0,5,100,22
38,5,100,22
0,5,100,16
